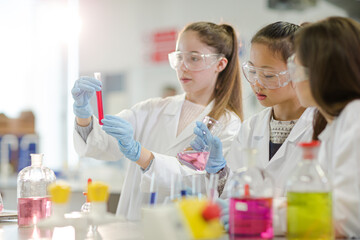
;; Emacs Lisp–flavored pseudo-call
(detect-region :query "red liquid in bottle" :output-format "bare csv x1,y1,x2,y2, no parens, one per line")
18,197,51,227
229,197,273,239
96,91,104,125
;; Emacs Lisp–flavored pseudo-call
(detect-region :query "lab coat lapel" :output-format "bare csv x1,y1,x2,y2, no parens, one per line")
165,99,214,152
252,108,272,168
159,94,185,152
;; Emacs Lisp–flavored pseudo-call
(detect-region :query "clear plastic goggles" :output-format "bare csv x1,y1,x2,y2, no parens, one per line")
287,54,309,83
242,61,290,89
168,51,224,71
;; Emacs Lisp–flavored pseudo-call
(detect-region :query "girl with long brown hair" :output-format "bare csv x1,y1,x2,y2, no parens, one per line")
72,21,243,220
291,16,360,237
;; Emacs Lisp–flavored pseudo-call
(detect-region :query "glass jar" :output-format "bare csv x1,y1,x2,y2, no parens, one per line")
228,149,274,239
17,153,56,227
286,141,333,239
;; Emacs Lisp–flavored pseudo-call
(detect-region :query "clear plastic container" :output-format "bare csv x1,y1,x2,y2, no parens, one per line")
17,153,56,227
286,141,333,239
177,116,222,171
228,149,274,239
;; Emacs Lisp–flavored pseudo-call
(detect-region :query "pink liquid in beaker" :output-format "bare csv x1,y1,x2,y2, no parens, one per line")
18,197,51,227
229,197,273,239
177,151,210,170
0,204,3,213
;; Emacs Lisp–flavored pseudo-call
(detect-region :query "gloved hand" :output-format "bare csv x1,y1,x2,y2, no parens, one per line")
216,198,229,232
71,76,102,118
101,115,141,162
191,121,226,173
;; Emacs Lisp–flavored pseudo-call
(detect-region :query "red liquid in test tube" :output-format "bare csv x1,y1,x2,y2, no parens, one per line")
94,72,104,125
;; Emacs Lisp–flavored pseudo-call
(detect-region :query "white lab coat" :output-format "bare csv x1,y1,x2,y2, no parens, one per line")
73,93,241,220
317,100,360,238
224,107,315,197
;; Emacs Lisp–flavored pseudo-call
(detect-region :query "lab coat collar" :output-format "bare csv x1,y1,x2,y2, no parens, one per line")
286,107,315,143
269,107,314,164
163,93,186,116
318,121,333,142
252,108,272,167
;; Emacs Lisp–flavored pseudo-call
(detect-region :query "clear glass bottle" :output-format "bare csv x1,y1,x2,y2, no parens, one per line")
228,149,274,239
177,116,222,171
286,141,333,239
17,153,56,227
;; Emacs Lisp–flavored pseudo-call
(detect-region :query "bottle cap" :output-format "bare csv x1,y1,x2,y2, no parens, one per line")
298,140,320,148
30,153,44,166
48,181,71,204
298,140,320,160
87,181,109,202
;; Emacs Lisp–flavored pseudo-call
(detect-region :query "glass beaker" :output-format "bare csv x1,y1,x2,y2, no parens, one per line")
177,116,222,171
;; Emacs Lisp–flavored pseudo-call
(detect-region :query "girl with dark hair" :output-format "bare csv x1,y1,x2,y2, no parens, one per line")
197,21,314,196
72,22,243,220
290,16,360,238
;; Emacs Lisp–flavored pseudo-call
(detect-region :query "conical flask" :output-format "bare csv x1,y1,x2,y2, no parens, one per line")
177,116,222,171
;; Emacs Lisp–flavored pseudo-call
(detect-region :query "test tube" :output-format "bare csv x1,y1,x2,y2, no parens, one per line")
192,175,202,199
94,72,104,125
177,175,187,198
170,174,175,201
149,172,157,205
208,173,219,203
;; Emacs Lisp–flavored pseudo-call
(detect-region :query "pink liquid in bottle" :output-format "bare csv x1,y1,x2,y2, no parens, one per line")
177,151,210,170
229,197,273,239
96,91,104,125
0,204,3,213
18,197,51,227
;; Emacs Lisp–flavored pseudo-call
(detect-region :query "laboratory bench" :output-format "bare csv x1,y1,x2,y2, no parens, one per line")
0,175,121,213
0,220,291,240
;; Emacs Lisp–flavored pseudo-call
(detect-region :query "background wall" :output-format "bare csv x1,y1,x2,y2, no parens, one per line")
78,0,347,119
0,0,350,174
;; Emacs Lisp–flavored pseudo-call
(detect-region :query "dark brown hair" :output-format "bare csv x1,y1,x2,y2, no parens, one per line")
295,17,360,139
182,22,243,121
251,21,301,62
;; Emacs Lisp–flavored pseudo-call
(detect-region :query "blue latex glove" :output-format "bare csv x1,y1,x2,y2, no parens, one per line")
101,115,141,162
216,198,229,232
71,76,102,118
191,121,226,173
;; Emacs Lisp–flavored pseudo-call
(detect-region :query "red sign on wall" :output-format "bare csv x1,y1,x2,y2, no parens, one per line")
148,29,177,63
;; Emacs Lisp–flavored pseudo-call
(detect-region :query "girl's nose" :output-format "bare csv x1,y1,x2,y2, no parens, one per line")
179,60,188,71
253,78,263,88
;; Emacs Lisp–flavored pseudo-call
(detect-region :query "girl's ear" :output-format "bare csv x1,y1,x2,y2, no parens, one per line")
216,57,228,73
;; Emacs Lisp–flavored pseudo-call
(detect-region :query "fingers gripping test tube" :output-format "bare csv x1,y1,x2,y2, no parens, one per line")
94,72,104,125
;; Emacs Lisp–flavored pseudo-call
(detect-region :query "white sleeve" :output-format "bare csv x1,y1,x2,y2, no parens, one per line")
73,107,139,161
140,113,241,195
332,113,360,238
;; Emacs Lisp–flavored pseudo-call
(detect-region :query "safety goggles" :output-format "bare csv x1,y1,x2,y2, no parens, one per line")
168,51,224,71
287,54,309,83
242,61,290,89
